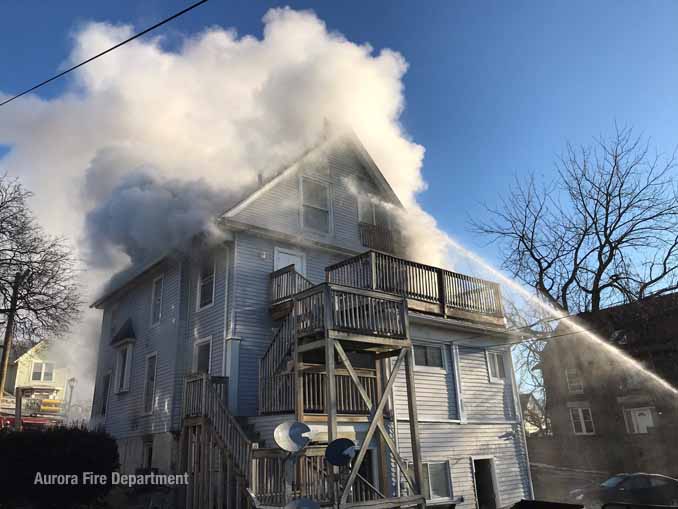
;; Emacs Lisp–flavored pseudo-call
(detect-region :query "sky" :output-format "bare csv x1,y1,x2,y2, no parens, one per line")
1,0,678,258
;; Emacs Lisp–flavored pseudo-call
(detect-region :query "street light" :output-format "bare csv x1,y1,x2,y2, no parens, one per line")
66,377,77,421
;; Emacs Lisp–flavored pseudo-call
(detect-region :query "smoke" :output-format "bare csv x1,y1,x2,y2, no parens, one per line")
0,7,451,402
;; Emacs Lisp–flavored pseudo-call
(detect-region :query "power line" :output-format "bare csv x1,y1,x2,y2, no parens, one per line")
0,0,209,108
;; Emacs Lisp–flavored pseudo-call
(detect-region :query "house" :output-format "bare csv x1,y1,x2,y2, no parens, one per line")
89,130,533,509
0,340,73,427
536,294,678,477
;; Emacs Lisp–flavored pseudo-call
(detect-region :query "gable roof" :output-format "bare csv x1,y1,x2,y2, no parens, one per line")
91,129,402,308
10,340,47,365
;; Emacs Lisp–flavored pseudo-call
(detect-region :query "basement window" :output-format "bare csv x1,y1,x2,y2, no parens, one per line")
302,178,330,233
31,362,55,382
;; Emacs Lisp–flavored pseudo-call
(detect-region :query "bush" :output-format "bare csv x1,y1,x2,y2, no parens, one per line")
0,425,119,508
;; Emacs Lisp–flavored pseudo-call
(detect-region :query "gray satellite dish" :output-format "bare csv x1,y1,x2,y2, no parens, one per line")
284,498,320,509
325,438,356,466
274,421,312,453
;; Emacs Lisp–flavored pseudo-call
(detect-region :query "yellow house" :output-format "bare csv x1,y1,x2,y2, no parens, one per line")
4,340,71,417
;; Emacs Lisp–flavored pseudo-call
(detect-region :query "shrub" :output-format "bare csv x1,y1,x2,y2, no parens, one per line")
0,425,119,508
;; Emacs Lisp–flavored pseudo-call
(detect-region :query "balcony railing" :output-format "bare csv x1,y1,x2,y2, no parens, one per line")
259,367,378,415
326,251,504,324
270,264,314,306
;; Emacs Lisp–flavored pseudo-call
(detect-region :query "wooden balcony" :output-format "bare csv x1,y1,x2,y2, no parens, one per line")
326,250,505,327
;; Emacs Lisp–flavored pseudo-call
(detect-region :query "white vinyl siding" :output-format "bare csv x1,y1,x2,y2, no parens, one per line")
569,406,595,435
301,177,331,233
565,368,584,393
150,276,163,325
143,353,158,414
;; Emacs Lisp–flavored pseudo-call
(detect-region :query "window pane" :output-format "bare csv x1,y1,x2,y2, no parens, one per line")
303,206,329,232
414,346,427,366
428,463,451,499
197,343,210,373
570,408,583,433
144,355,157,413
581,408,594,433
199,261,214,308
303,179,328,209
152,278,163,323
427,347,443,368
43,363,54,382
32,363,43,381
495,353,505,379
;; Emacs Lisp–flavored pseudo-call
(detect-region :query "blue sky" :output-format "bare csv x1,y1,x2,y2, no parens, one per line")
2,0,678,259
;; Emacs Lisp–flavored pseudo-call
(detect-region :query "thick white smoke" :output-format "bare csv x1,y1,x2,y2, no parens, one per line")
0,7,452,400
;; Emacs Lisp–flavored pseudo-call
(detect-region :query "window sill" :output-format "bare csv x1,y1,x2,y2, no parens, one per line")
196,303,214,313
427,496,464,506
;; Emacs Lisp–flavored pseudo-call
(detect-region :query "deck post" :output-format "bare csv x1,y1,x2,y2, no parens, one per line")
437,268,448,318
375,358,389,496
404,347,424,509
369,251,377,290
323,284,338,507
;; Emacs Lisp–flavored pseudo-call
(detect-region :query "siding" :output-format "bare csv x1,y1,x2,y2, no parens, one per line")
458,346,517,422
396,421,532,509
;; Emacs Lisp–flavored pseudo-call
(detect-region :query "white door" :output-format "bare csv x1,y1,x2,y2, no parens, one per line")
274,248,306,275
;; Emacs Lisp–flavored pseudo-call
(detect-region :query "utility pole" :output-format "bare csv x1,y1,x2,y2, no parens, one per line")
0,270,28,398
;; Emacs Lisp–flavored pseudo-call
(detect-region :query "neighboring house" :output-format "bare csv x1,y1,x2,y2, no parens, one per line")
1,340,72,424
519,394,545,436
90,130,533,509
536,294,678,476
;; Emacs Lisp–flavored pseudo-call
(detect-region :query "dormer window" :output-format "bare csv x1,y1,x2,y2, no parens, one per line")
301,178,330,233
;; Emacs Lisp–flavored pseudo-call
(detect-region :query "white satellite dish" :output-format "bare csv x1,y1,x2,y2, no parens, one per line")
284,498,321,509
274,421,313,453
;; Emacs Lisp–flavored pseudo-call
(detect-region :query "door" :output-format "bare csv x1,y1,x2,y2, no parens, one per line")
274,248,306,275
473,459,498,509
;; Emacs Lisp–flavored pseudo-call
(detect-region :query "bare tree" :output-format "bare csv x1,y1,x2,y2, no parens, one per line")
0,175,82,395
474,126,678,314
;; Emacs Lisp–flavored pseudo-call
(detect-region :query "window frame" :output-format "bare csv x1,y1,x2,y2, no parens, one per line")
569,406,595,435
193,337,212,375
412,344,446,372
486,350,507,384
624,406,655,435
143,352,158,415
409,460,454,502
565,367,584,394
114,342,134,394
150,275,164,326
31,361,55,382
196,258,216,312
300,176,333,234
358,193,390,229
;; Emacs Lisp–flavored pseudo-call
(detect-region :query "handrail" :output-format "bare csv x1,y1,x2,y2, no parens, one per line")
326,250,504,319
270,264,314,305
184,373,254,480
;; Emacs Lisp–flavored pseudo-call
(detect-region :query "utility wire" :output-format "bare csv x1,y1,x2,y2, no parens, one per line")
0,0,209,108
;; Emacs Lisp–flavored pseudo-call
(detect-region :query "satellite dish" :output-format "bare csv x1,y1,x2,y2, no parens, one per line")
285,498,321,509
274,421,312,453
325,438,356,466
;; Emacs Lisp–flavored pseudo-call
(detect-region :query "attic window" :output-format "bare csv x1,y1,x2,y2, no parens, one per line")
32,362,55,382
302,178,330,233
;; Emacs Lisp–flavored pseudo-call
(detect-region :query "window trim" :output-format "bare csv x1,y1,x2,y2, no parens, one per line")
565,367,584,394
114,342,134,394
193,337,213,374
569,406,595,435
300,176,333,235
142,352,158,415
486,350,507,384
31,361,55,382
196,258,217,312
412,343,446,372
150,275,164,326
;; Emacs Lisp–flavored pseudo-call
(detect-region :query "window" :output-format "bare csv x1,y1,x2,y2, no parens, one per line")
99,373,111,416
143,354,157,414
115,343,133,393
31,362,55,382
565,368,584,393
193,339,211,374
110,304,119,336
624,407,655,434
413,345,444,368
487,351,506,382
408,461,453,500
358,194,389,227
569,406,595,435
143,440,153,469
197,258,215,310
302,178,330,233
150,276,163,325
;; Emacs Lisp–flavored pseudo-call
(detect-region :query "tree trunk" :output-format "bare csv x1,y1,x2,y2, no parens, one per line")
0,271,27,398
